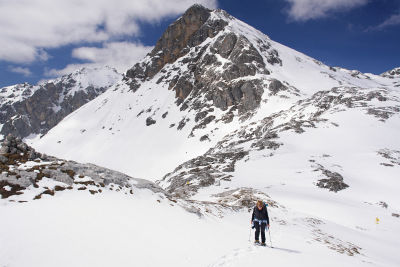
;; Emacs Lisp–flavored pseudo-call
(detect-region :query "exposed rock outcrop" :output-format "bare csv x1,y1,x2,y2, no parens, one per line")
126,5,227,85
315,168,349,192
0,135,165,200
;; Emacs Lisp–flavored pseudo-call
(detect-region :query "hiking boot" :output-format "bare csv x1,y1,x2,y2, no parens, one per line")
254,240,260,244
261,242,266,246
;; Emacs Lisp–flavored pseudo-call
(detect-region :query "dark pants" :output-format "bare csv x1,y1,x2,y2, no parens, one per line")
254,221,266,243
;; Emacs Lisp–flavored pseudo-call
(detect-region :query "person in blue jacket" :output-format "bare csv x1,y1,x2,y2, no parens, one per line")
251,200,270,246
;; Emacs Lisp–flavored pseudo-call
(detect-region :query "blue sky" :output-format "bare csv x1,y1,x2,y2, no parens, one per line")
0,0,399,87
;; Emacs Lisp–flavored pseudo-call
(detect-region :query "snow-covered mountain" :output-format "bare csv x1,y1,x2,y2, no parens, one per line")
31,5,399,181
0,66,121,139
2,4,400,267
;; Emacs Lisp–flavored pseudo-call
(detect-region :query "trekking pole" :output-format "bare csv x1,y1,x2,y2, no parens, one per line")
268,227,273,248
248,227,252,242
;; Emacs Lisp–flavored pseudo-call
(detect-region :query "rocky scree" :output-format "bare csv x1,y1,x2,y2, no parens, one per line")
159,86,398,196
377,149,400,167
313,164,349,192
0,135,165,201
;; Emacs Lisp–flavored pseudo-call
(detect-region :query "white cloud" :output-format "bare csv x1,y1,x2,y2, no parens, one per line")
369,12,400,31
284,0,368,21
8,66,32,77
45,42,153,77
44,64,93,78
72,42,152,71
0,0,217,64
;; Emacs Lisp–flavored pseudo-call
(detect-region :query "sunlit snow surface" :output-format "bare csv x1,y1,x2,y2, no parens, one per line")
1,188,399,267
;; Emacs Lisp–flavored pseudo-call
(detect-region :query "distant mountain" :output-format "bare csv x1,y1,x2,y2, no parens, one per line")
0,66,121,139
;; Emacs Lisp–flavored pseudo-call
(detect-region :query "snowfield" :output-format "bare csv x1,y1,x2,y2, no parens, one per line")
1,187,399,267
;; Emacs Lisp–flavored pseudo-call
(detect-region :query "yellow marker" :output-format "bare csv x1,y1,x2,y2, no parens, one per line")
186,181,190,185
375,217,380,224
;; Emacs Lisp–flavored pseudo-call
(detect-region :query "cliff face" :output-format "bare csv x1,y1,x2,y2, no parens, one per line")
149,5,215,72
126,5,221,81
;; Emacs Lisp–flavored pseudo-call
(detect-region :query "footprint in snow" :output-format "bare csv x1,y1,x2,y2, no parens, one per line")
208,245,261,266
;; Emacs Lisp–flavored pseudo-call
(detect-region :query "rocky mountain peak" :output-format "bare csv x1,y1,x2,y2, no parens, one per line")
125,5,228,83
150,4,211,59
124,5,284,118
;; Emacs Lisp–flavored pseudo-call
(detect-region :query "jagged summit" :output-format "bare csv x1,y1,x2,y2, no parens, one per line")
185,3,211,11
125,5,227,83
147,4,212,71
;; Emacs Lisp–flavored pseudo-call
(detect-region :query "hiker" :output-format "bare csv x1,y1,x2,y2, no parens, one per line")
251,200,270,246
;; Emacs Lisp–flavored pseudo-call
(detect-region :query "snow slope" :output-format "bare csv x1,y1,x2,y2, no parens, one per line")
1,183,398,267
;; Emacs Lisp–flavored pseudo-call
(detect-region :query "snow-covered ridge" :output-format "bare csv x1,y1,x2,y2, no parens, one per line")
0,66,120,106
0,66,122,139
48,66,121,97
381,67,400,78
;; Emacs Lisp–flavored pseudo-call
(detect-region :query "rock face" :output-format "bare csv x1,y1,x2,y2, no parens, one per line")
147,5,216,77
0,134,43,163
0,67,121,139
126,5,225,84
161,149,248,198
315,166,349,192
